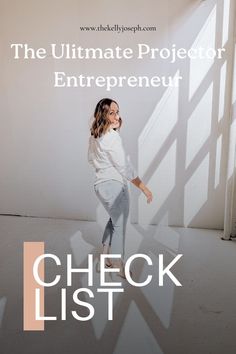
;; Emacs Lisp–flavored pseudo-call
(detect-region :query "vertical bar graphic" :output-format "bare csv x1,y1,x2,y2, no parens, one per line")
23,242,45,331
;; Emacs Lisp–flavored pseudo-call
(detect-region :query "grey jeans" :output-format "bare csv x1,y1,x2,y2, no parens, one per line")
94,180,130,259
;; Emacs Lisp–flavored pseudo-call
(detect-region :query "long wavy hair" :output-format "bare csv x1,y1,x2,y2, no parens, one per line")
90,98,122,138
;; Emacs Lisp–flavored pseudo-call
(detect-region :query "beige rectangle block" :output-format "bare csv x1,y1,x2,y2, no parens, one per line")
23,242,44,331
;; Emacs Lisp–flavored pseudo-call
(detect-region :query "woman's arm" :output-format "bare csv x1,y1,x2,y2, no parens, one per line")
104,132,153,203
104,133,137,181
131,176,153,204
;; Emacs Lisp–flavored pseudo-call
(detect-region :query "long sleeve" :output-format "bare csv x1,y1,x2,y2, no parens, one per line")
104,133,137,181
88,136,95,168
88,130,137,185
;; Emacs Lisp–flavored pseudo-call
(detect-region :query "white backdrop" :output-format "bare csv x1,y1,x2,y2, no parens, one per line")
0,0,235,228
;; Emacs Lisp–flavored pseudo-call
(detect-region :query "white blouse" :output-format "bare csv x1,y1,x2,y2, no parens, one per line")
88,129,137,185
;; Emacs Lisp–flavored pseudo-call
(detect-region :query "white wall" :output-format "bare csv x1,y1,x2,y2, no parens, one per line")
0,0,235,228
223,6,236,238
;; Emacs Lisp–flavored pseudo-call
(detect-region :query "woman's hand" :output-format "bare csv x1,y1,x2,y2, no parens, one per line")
131,177,153,203
142,187,153,203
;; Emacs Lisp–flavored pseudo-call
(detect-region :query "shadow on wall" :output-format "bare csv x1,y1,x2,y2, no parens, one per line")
136,0,234,229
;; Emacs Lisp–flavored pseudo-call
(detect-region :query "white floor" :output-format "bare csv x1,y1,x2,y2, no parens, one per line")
0,215,236,354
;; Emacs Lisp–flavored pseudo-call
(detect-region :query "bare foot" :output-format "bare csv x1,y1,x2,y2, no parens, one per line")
112,260,132,280
102,244,112,267
116,270,133,279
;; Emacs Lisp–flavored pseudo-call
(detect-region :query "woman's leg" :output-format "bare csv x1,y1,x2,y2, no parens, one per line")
109,183,129,277
94,181,130,261
108,187,129,259
102,218,113,246
101,218,113,266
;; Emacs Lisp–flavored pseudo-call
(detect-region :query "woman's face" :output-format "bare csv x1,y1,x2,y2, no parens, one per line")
107,102,120,129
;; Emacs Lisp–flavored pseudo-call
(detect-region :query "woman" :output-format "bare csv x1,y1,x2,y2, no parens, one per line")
88,98,153,279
